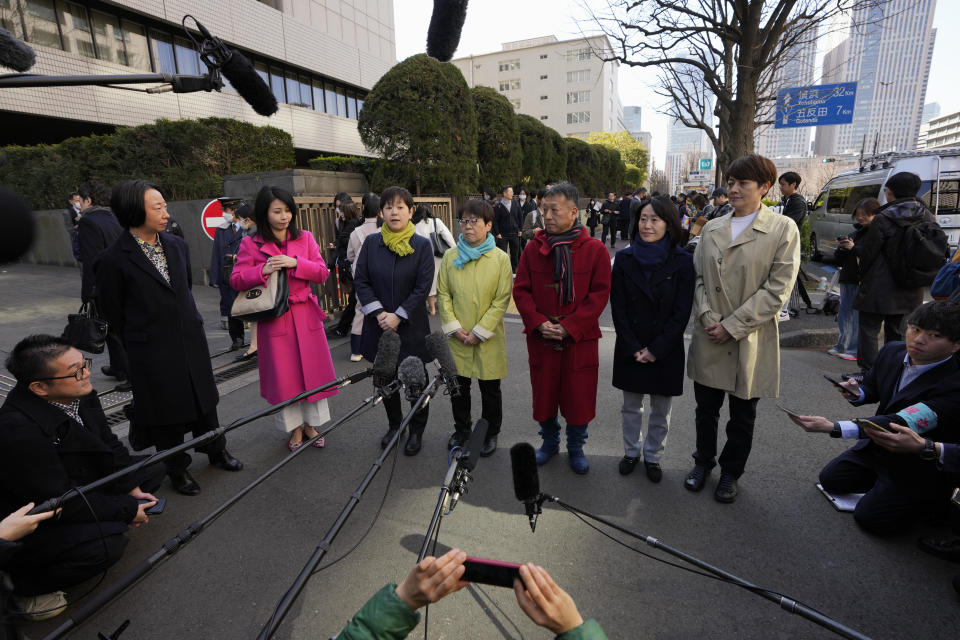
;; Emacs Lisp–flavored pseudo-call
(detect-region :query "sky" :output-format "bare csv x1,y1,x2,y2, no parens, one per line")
393,0,959,171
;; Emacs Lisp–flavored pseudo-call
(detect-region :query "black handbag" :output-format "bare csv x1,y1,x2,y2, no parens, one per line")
62,301,109,354
430,218,452,258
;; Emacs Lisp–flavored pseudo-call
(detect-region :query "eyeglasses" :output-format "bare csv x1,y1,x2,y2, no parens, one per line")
36,358,92,383
458,218,484,226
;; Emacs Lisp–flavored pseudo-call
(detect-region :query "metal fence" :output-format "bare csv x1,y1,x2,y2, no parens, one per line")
294,194,454,313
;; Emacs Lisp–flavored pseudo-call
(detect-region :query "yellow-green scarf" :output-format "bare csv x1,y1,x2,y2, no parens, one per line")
381,221,415,256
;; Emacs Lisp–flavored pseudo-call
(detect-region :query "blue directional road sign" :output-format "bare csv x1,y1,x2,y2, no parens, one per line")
774,82,857,129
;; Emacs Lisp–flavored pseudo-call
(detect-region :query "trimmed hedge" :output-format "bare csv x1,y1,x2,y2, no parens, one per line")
0,118,294,209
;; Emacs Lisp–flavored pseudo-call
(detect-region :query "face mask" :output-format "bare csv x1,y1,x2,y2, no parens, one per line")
223,213,234,223
519,195,526,201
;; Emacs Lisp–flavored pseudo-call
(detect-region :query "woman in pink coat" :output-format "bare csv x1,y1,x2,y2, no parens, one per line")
231,186,338,451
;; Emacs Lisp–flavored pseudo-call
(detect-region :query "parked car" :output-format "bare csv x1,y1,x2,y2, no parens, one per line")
809,148,960,261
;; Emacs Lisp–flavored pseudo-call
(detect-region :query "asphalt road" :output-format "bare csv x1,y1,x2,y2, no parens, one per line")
2,260,957,640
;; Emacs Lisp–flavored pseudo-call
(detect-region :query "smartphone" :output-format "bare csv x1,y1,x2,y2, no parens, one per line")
138,497,166,515
854,418,898,434
822,374,846,389
463,557,521,588
776,404,803,419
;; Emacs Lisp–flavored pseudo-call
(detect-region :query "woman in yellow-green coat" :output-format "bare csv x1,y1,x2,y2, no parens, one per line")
437,198,514,457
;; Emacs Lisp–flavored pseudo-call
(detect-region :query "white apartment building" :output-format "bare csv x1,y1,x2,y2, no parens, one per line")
813,0,937,156
450,35,623,139
923,111,960,150
0,0,396,159
754,30,816,158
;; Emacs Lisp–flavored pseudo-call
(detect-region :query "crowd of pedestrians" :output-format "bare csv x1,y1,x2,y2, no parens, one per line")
3,152,959,628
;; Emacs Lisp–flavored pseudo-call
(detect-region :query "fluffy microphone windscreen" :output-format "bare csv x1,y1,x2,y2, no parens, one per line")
372,330,401,384
220,48,278,116
0,26,35,72
398,355,426,390
426,0,468,62
510,443,539,502
461,418,488,471
0,187,35,264
425,330,458,376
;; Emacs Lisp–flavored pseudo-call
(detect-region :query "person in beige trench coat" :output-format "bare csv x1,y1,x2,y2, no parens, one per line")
684,154,801,504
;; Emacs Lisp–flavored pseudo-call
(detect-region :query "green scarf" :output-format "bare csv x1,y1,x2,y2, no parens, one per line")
381,221,415,256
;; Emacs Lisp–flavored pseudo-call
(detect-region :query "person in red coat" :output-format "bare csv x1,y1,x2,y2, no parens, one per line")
230,186,339,451
513,182,612,474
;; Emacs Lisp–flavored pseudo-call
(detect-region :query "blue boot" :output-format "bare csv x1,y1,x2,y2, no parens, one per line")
566,424,589,474
535,419,561,465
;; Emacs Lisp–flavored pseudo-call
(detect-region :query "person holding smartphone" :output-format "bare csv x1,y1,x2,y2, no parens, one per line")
788,301,960,535
828,198,879,362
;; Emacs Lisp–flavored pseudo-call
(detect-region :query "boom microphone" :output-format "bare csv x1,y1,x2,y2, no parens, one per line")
425,330,460,397
184,15,278,116
0,26,35,72
510,443,541,532
426,0,469,62
446,418,488,513
0,187,35,264
372,331,401,392
398,355,426,401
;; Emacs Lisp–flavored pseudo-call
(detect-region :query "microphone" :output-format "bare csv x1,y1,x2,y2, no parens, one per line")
0,187,36,264
425,330,460,397
183,15,278,116
510,443,541,532
447,419,488,512
426,0,469,62
371,331,401,393
398,356,426,402
0,26,35,72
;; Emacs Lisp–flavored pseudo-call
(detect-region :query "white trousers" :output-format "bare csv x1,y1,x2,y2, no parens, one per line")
275,398,330,433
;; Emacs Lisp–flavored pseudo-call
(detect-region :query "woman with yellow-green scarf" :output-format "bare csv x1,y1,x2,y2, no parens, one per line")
354,186,435,455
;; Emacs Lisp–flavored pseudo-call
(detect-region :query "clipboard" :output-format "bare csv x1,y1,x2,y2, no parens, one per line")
816,483,864,512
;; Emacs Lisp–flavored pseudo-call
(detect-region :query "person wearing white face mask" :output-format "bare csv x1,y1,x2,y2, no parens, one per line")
209,198,247,350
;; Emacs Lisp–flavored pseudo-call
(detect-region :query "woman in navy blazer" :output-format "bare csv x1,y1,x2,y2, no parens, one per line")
354,186,435,455
610,196,694,482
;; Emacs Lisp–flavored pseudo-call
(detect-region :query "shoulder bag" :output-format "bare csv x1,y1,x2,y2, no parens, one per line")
230,242,290,321
62,300,108,354
430,218,452,258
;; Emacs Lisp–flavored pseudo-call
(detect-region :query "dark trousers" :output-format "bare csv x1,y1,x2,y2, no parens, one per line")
151,406,225,475
219,285,244,341
496,236,520,273
601,223,616,247
587,224,597,238
383,389,430,436
227,316,244,342
337,289,357,334
450,376,502,438
6,463,163,597
692,382,759,478
820,446,953,535
105,331,129,374
857,312,904,371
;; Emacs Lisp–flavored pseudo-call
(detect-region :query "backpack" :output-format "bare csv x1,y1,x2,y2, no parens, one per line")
883,217,949,288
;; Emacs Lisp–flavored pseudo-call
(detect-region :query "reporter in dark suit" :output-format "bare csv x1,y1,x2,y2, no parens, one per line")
76,181,129,384
95,180,242,496
790,301,960,534
0,336,164,612
492,185,523,273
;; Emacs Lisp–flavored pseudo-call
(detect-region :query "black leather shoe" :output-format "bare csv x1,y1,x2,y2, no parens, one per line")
230,338,245,351
170,471,200,496
115,380,133,392
480,436,497,457
684,465,710,492
234,350,257,362
644,461,663,483
381,427,399,449
447,431,468,450
101,366,127,381
209,449,243,471
714,472,739,503
618,456,639,475
918,535,960,563
404,432,422,456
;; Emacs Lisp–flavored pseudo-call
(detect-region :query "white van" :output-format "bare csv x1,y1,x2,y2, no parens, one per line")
809,148,960,261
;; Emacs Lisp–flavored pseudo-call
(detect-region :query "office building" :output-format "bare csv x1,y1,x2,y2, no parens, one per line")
623,105,641,132
665,115,712,194
754,30,816,158
450,35,623,138
922,102,941,123
923,111,960,150
813,0,937,156
0,0,395,158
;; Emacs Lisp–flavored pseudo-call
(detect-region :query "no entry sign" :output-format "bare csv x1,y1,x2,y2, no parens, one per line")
201,199,226,241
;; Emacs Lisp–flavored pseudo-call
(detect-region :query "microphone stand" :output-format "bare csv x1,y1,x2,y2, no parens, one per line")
42,380,396,640
27,368,374,516
535,493,872,640
417,454,471,562
257,376,443,640
0,71,223,93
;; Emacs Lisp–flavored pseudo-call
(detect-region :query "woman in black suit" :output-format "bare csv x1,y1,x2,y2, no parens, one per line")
96,180,243,496
353,186,434,455
610,196,694,482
